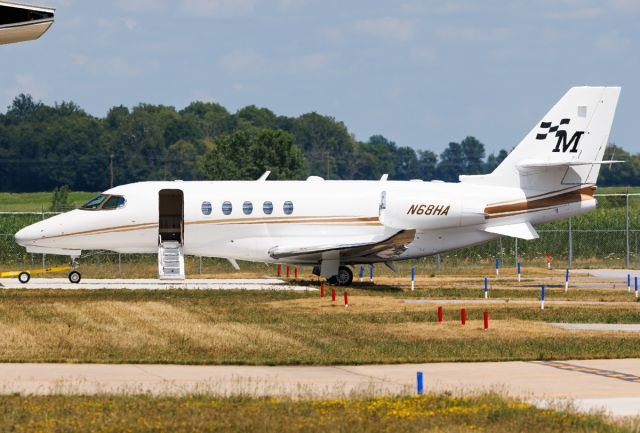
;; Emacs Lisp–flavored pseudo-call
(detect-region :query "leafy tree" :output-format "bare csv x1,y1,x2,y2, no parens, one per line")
484,149,508,172
416,150,438,180
293,113,355,179
0,94,636,191
202,128,305,181
599,144,639,186
437,142,465,181
50,185,71,211
460,136,485,175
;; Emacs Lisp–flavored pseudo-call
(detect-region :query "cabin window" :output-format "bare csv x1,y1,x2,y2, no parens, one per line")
222,201,232,215
263,201,273,215
283,201,294,215
243,201,253,215
201,201,212,215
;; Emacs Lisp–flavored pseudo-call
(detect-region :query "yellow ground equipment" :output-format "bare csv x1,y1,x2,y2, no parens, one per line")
0,265,80,284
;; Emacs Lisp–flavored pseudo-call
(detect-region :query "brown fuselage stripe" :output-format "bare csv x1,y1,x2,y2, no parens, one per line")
36,216,382,240
484,186,596,219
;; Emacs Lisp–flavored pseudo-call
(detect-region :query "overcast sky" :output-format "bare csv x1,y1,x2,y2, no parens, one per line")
2,0,639,155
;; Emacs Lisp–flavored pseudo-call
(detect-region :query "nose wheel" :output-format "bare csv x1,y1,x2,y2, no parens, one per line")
18,272,31,284
68,270,81,284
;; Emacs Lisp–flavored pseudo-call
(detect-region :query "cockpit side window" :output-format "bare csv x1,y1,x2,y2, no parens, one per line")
80,194,108,210
102,195,126,210
80,194,126,211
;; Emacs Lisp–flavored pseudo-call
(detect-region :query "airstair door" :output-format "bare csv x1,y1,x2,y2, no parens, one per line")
158,189,185,280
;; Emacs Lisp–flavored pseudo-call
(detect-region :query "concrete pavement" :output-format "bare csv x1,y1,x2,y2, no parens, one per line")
2,360,640,416
0,278,316,291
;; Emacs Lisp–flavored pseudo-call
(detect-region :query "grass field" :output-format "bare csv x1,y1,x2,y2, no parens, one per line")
0,192,96,212
0,393,635,433
0,289,638,365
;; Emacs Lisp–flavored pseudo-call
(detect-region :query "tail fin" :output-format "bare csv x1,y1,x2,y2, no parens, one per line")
460,86,621,193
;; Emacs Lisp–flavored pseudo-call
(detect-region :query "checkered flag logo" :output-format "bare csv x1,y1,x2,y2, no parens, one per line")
536,118,571,140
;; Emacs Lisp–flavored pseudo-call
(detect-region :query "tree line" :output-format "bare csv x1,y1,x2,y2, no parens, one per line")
0,94,636,192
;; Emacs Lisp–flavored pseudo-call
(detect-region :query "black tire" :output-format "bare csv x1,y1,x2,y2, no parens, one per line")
68,271,81,284
335,266,353,286
18,272,30,284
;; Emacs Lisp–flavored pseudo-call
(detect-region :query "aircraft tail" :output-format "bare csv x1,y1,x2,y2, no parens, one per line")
460,86,621,193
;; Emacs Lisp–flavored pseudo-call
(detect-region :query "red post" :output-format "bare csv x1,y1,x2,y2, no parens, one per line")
483,311,489,330
286,266,290,278
320,282,325,298
437,306,443,322
294,267,298,279
344,291,349,307
277,264,281,277
461,308,466,325
331,287,336,302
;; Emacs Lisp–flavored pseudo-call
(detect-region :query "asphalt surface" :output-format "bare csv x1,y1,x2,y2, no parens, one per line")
2,360,640,416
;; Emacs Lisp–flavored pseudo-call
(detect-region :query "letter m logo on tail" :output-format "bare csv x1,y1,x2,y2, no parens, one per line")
535,118,585,153
552,130,585,153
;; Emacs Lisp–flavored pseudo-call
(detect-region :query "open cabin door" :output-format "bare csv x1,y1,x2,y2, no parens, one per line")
158,189,185,280
159,189,184,243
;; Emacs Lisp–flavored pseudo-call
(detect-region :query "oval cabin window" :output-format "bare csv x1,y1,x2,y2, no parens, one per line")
243,201,253,215
263,201,273,215
201,201,212,215
283,201,294,215
222,201,232,215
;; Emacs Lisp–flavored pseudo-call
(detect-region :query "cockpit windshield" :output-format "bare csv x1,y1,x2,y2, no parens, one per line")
80,194,126,211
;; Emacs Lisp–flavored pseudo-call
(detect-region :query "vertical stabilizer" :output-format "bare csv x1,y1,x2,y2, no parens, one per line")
460,87,621,193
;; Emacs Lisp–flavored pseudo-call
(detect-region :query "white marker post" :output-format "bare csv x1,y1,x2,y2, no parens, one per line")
359,265,364,283
635,276,638,300
564,269,569,293
369,264,374,283
495,258,500,278
484,277,488,299
517,262,521,283
411,267,415,291
541,284,545,310
628,274,631,294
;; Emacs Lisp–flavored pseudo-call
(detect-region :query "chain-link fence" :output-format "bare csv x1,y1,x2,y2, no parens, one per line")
1,193,639,274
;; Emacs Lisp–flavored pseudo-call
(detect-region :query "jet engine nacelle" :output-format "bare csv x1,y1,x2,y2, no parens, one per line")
381,192,486,230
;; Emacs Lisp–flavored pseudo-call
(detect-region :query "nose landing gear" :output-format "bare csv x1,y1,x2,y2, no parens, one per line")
68,258,81,284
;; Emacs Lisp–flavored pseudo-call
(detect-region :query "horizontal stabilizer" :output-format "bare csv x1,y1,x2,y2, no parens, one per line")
269,229,416,261
484,222,539,240
517,160,624,170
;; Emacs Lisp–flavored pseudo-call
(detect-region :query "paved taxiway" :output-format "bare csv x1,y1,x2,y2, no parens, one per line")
0,278,315,291
2,360,640,416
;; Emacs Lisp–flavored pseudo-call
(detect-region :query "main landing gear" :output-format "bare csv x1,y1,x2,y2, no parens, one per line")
328,266,353,286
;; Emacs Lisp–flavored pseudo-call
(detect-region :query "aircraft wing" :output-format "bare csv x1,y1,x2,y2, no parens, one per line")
268,229,416,262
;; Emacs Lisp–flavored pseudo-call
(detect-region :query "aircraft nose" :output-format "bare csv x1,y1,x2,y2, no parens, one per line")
14,224,40,246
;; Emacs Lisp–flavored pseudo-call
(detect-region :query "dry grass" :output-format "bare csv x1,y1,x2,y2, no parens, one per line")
0,290,639,364
0,393,634,433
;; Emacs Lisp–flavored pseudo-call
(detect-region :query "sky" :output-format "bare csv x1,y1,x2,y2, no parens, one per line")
1,0,639,155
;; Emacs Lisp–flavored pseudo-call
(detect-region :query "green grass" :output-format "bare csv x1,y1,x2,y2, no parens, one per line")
0,394,633,433
0,191,96,212
0,289,639,365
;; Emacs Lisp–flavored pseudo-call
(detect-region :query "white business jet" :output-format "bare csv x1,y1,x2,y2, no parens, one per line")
15,87,620,285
